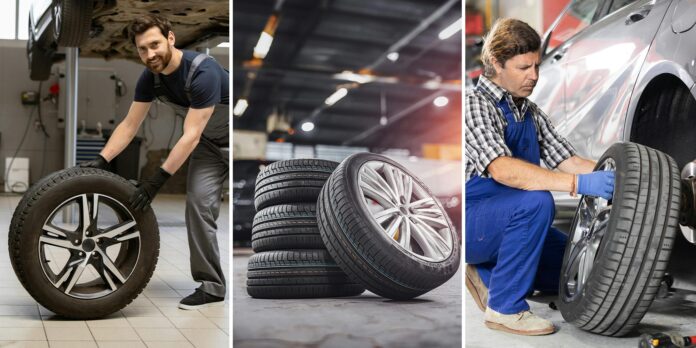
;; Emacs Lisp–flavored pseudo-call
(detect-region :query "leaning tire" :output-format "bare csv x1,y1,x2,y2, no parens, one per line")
558,142,680,336
254,159,338,211
8,168,159,319
53,0,93,47
251,204,324,252
246,250,365,299
317,153,461,300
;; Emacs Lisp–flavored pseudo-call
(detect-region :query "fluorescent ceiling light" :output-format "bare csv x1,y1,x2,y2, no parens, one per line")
301,122,315,132
386,52,399,62
324,88,348,106
438,18,462,40
217,42,230,48
233,99,249,116
333,71,375,84
253,32,274,59
433,96,449,107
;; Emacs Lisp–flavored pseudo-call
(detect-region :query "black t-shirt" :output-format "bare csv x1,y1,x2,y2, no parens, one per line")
134,50,229,108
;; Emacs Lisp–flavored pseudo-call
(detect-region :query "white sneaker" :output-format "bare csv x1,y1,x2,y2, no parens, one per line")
484,307,555,336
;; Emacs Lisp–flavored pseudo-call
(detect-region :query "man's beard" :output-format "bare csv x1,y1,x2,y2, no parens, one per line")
146,46,172,73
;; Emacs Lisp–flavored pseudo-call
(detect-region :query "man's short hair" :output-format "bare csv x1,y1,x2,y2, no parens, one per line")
128,14,172,44
481,18,540,77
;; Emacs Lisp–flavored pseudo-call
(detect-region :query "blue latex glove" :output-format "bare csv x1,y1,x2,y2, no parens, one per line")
577,171,615,200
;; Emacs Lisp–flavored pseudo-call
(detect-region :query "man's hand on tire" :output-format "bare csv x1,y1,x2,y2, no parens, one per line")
577,171,615,200
129,167,171,211
78,154,110,170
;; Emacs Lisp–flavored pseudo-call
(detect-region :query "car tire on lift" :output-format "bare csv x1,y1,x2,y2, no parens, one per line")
558,142,681,336
254,159,338,211
27,12,52,81
8,168,159,319
251,204,324,252
53,0,93,47
317,153,461,300
246,250,364,299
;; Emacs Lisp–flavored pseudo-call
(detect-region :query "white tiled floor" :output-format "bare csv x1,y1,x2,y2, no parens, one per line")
0,194,229,348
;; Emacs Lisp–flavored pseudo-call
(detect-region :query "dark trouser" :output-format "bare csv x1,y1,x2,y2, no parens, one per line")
185,137,229,297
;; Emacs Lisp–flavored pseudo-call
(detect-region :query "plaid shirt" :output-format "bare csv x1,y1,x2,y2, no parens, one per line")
465,75,576,181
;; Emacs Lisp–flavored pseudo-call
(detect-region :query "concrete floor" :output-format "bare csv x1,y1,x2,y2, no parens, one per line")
233,249,462,348
0,194,229,347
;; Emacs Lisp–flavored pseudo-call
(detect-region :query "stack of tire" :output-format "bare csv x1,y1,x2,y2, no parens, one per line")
247,153,461,300
246,159,366,298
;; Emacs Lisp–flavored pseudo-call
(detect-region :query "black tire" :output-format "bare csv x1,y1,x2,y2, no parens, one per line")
8,168,159,319
558,142,680,336
53,0,93,47
251,204,324,252
317,153,461,300
27,14,53,81
254,159,338,211
246,250,364,299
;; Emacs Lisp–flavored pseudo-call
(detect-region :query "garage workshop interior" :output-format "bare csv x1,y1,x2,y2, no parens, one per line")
2,0,696,347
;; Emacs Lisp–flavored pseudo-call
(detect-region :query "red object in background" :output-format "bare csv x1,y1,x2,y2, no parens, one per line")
466,12,484,36
49,82,60,96
543,0,572,32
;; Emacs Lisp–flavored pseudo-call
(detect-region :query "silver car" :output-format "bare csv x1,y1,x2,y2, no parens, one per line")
529,0,696,336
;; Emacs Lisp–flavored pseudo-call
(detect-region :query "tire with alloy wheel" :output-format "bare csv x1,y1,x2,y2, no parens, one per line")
246,250,365,299
8,168,159,319
53,0,93,47
558,142,680,336
251,204,323,252
317,153,461,300
254,159,338,211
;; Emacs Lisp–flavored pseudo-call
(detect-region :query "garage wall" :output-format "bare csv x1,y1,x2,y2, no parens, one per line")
0,40,229,187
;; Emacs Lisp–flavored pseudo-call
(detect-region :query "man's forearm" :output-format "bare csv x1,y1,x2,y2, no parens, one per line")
488,156,575,192
160,134,199,174
557,155,596,175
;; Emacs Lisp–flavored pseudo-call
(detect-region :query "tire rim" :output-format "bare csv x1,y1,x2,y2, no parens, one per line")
562,159,615,301
39,193,141,299
52,3,62,42
357,160,453,262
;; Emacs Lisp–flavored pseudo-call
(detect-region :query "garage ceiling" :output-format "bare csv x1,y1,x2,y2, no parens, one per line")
233,0,462,151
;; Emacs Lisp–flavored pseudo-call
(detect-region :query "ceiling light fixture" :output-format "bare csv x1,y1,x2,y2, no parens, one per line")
438,18,462,40
301,121,315,132
433,96,449,107
233,99,249,116
386,52,399,62
324,88,348,106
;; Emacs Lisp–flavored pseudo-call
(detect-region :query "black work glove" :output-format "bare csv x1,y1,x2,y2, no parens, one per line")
78,154,110,170
129,167,171,211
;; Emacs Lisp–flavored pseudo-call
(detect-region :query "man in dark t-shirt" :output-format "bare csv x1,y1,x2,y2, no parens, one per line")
80,14,229,309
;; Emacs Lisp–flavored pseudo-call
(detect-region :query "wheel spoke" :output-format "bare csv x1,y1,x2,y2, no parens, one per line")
80,194,90,238
43,223,69,238
64,256,89,294
373,207,400,223
360,180,397,208
413,214,449,229
39,236,80,251
412,208,442,216
383,166,401,200
115,230,140,242
409,220,440,259
410,197,436,208
404,176,413,204
400,219,411,251
384,215,403,239
96,249,126,283
92,194,100,221
99,267,118,291
99,220,136,239
364,166,399,203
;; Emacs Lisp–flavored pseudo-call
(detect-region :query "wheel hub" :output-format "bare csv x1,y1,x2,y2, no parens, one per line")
81,239,96,252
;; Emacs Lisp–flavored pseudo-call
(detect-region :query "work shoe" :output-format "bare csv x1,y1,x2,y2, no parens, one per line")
465,264,488,312
178,289,225,310
484,307,555,336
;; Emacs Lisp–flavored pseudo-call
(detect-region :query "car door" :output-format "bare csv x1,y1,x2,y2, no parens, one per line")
561,0,673,158
531,0,605,138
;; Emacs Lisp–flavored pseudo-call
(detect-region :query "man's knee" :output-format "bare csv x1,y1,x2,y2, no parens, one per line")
517,190,555,218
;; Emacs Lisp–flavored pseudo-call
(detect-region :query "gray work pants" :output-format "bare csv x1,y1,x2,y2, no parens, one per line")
185,137,228,297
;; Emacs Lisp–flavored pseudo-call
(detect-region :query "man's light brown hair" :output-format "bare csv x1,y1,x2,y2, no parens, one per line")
481,18,541,78
128,14,173,44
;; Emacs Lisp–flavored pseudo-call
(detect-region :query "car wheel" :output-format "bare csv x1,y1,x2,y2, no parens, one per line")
558,142,680,336
254,159,338,211
246,250,365,299
8,168,159,319
53,0,93,47
251,204,324,252
317,153,461,300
